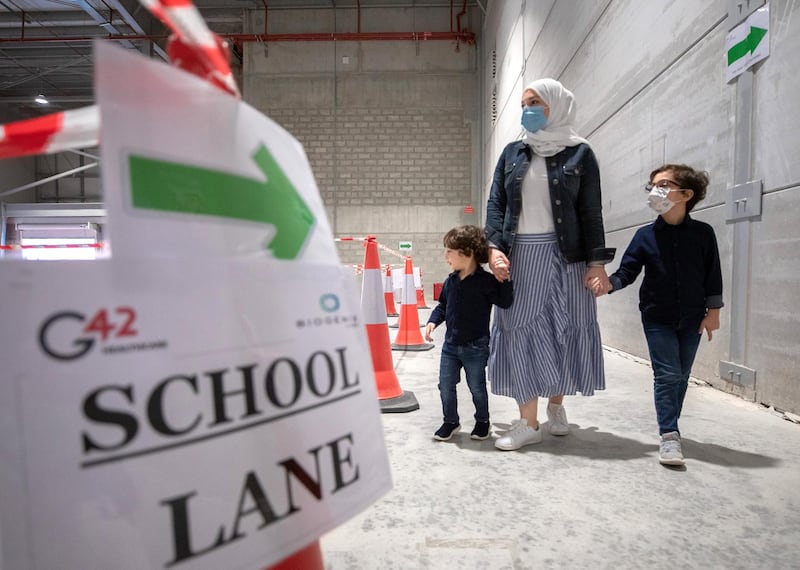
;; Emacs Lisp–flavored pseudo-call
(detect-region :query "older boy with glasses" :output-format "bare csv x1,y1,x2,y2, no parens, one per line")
592,164,723,466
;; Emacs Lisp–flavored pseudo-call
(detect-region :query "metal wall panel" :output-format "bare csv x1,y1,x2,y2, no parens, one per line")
752,0,800,191
591,25,732,231
520,0,556,61
563,0,726,137
748,189,800,411
494,19,525,137
522,0,607,83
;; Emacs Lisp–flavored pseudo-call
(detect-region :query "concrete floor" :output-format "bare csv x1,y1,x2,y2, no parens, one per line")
320,309,800,570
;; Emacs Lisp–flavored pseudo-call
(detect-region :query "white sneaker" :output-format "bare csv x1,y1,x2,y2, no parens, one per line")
546,403,570,436
494,419,542,450
659,432,685,466
498,418,522,434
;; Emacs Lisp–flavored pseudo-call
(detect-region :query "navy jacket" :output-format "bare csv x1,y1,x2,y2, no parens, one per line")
485,141,615,264
427,265,513,345
609,214,724,324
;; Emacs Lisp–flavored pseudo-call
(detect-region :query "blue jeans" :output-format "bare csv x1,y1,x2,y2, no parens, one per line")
438,337,490,424
642,316,703,435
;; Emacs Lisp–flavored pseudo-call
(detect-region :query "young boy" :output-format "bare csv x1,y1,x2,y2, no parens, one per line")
425,225,513,442
595,164,723,466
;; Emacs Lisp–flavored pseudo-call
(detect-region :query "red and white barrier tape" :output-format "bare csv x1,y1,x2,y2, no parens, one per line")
0,106,99,160
333,237,409,261
377,243,410,261
140,0,239,97
334,237,411,269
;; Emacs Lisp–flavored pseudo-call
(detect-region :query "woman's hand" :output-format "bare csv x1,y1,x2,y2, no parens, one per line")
584,266,610,297
490,249,511,282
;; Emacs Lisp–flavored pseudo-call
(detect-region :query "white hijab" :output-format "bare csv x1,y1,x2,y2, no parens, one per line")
520,78,589,157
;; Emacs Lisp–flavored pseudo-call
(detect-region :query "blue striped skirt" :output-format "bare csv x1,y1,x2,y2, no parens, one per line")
488,233,606,402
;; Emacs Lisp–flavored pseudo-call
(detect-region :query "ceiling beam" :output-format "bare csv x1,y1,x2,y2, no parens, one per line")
65,0,167,60
102,0,168,60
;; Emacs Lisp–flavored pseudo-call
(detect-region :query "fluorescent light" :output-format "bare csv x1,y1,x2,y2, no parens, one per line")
20,238,100,261
34,94,49,105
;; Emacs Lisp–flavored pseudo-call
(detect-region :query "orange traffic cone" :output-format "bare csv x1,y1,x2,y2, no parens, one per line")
389,265,422,329
361,237,420,412
384,265,399,317
267,541,323,570
415,266,430,309
391,256,434,352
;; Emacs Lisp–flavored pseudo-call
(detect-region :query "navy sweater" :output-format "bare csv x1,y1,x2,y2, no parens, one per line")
609,214,723,324
427,265,513,344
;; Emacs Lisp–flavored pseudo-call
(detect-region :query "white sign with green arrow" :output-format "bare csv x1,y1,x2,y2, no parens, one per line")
97,43,336,264
726,3,769,83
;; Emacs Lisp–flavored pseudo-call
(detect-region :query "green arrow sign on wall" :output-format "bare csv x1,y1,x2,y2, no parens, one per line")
129,144,315,260
727,26,767,65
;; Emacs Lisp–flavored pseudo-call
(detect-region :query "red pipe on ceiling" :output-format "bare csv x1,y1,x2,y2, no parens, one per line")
234,31,474,42
0,31,476,44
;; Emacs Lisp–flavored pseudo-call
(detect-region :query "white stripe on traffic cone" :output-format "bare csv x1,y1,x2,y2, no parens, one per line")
391,256,434,351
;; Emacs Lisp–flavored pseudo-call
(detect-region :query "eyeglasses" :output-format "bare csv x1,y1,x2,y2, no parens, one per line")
644,179,682,192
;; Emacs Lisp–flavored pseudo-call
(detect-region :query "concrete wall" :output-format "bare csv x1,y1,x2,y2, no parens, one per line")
243,4,483,291
483,0,800,413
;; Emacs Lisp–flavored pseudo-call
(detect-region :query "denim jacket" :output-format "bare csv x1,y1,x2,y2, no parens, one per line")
485,141,615,264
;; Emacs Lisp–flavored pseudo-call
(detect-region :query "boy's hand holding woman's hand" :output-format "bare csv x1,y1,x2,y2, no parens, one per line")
585,266,612,297
489,248,511,282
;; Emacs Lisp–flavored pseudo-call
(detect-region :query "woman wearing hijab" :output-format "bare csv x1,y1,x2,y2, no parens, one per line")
485,78,615,451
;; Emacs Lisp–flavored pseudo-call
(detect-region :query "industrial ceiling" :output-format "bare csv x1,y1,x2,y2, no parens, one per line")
0,0,480,119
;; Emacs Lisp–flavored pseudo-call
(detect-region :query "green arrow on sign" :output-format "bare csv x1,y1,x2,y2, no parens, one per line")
727,26,767,65
129,144,315,260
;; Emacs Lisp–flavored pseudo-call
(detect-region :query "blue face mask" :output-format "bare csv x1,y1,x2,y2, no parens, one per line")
521,105,547,133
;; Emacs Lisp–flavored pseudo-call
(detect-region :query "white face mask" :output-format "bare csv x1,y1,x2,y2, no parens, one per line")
647,187,675,214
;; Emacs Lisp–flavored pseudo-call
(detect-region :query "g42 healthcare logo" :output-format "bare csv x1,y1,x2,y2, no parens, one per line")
295,293,359,329
38,307,168,361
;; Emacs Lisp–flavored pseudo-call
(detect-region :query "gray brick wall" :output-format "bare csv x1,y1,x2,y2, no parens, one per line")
268,108,471,207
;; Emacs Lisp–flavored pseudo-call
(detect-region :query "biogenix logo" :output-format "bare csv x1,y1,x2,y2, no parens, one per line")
295,293,358,329
38,307,168,361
